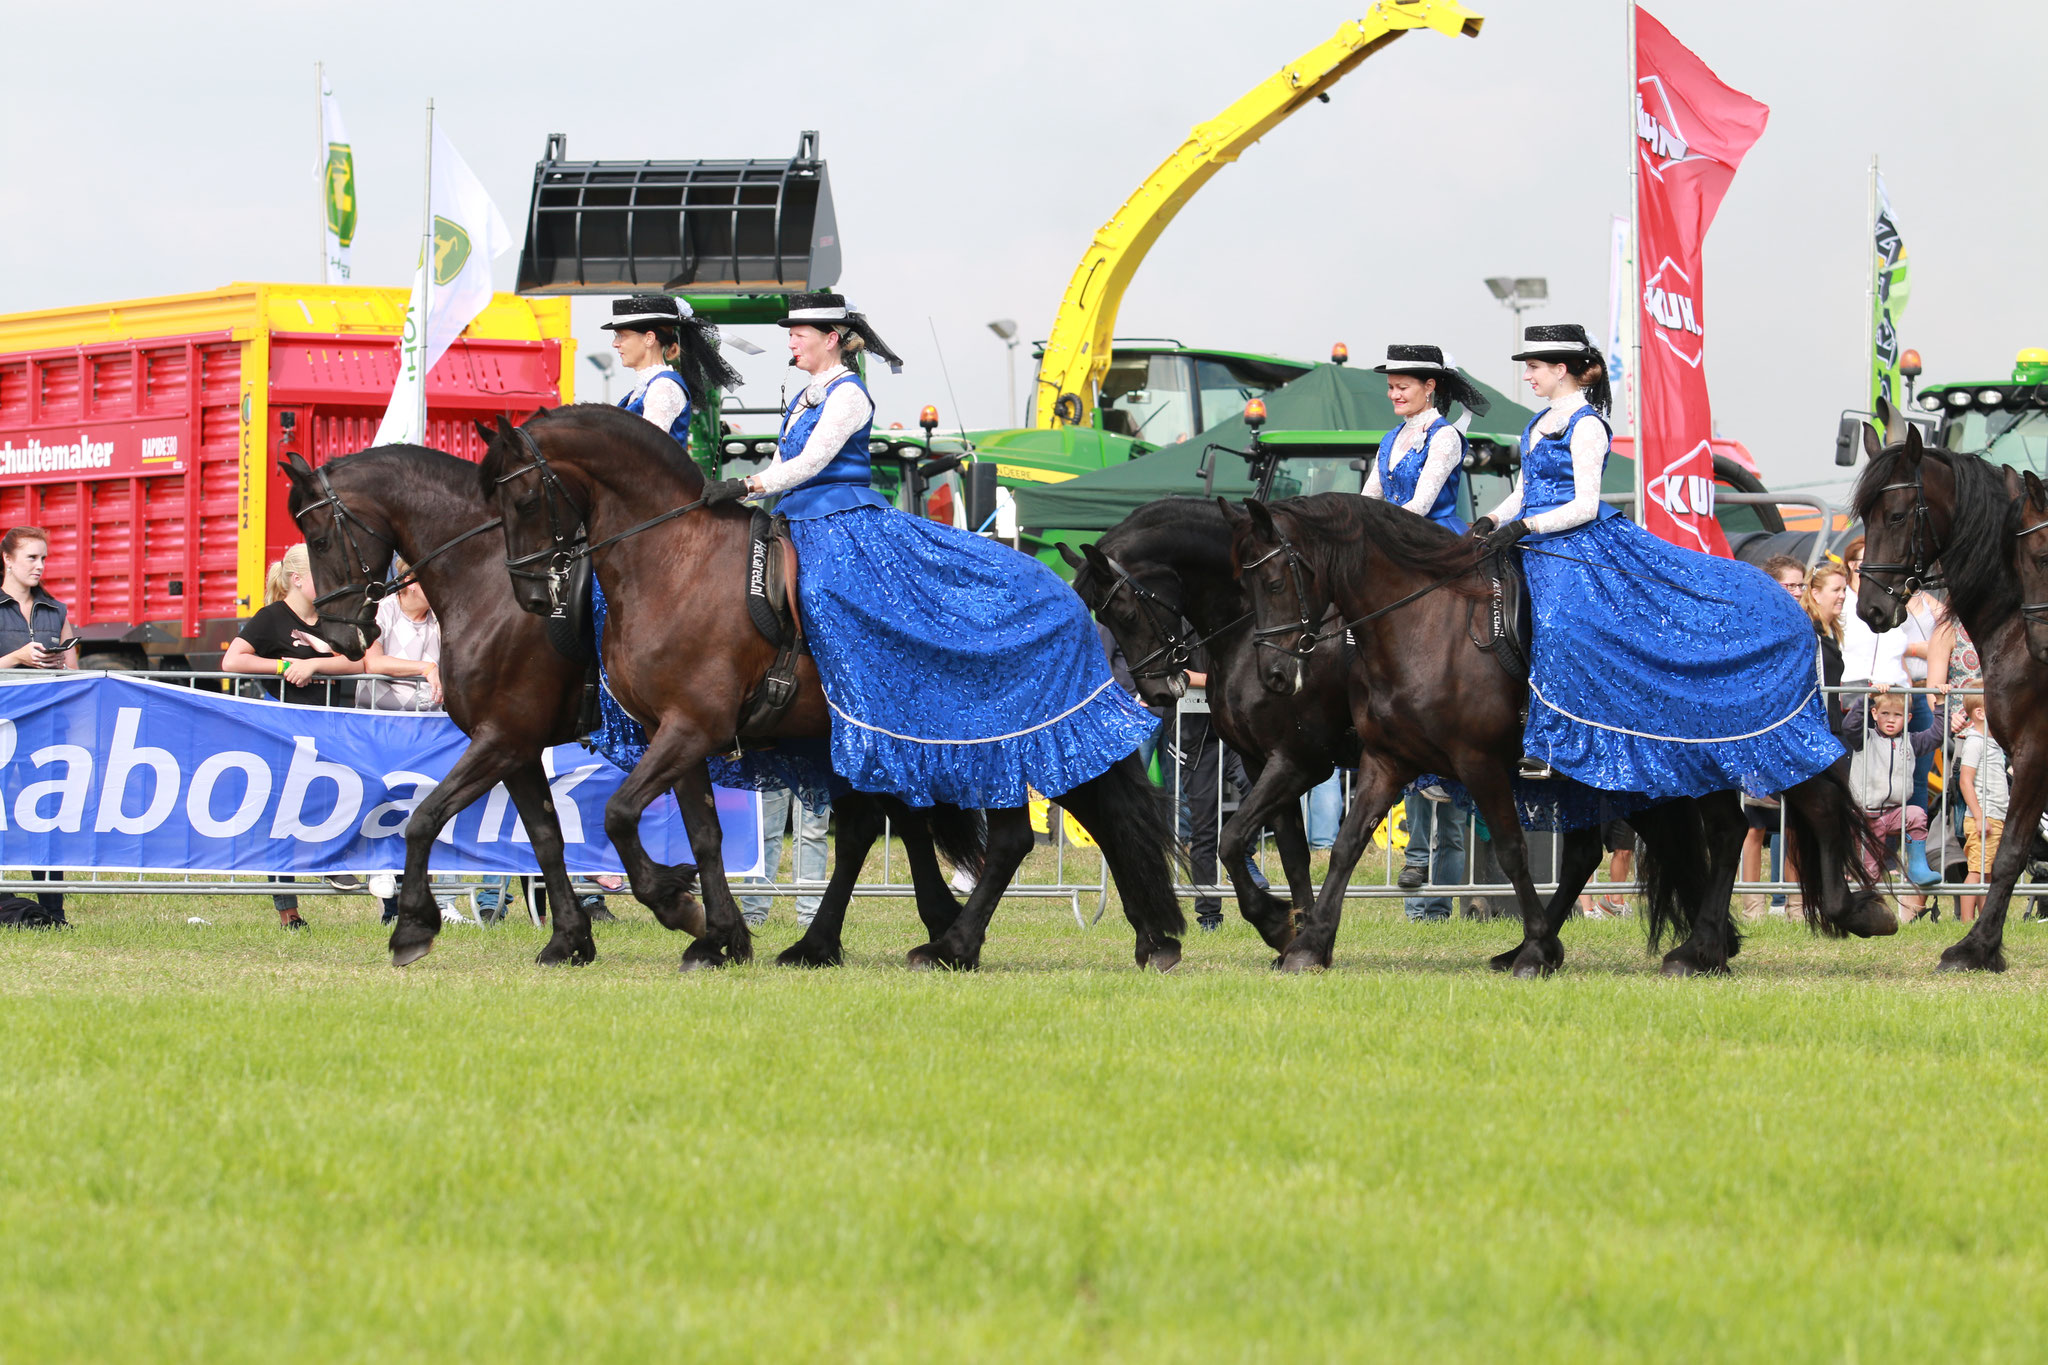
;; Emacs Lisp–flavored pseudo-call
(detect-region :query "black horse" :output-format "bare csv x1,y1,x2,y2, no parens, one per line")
1227,494,1889,976
1853,423,2048,971
282,444,981,970
1061,499,1351,953
477,405,1185,972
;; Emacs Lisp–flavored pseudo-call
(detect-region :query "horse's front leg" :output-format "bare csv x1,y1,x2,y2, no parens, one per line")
388,739,522,968
1939,734,2048,974
1216,754,1317,952
606,733,742,970
1278,758,1405,972
501,759,603,966
1459,766,1558,979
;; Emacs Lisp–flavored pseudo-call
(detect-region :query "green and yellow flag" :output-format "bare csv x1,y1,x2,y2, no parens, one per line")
320,77,355,284
1872,174,1911,410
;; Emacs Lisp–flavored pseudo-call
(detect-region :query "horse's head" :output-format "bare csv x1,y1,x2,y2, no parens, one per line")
1850,418,1951,632
479,414,585,618
1063,540,1191,708
280,450,393,659
2016,468,2048,666
1224,498,1327,696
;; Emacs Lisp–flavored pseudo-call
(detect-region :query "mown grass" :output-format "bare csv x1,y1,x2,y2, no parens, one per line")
3,847,2047,1363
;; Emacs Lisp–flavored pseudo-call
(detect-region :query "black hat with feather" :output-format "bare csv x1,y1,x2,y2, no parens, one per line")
601,294,743,404
1371,343,1490,417
776,291,904,375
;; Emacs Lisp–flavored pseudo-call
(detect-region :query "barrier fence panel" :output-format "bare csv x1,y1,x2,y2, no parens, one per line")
6,671,2045,923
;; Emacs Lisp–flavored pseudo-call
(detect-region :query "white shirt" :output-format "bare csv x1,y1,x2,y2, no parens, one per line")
751,365,876,496
624,361,687,436
1837,599,1908,686
1361,409,1461,516
363,596,441,711
1482,389,1608,535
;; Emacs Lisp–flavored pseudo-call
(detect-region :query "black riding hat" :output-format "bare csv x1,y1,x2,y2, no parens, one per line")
1371,343,1490,416
1510,323,1599,363
600,294,743,401
601,294,690,331
776,291,904,374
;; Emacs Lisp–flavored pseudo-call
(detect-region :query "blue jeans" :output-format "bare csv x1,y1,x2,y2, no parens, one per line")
1402,793,1466,921
739,787,830,926
1305,772,1345,849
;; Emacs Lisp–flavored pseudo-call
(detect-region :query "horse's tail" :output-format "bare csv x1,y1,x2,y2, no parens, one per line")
1633,801,1707,954
925,802,987,880
1055,752,1189,944
1784,760,1885,937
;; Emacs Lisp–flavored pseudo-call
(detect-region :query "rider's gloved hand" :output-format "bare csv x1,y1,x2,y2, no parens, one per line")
1467,516,1496,539
701,478,751,507
1479,518,1529,554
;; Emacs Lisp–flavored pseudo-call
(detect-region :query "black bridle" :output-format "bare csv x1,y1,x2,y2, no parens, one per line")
2018,506,2048,630
1093,556,1249,681
290,463,502,630
490,424,708,617
1859,462,1946,608
1242,538,1326,659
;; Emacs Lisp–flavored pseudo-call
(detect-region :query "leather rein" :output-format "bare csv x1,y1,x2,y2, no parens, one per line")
1094,555,1249,681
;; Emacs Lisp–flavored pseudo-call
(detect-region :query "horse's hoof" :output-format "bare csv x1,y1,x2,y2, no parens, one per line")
1146,944,1182,973
1829,894,1899,939
535,943,572,967
585,903,619,923
775,940,843,969
1935,948,2006,974
677,954,727,973
390,938,433,969
906,944,974,971
1276,948,1322,974
1487,948,1519,974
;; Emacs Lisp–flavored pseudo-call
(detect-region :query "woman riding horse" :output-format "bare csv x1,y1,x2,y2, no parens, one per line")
698,291,1159,809
1471,323,1844,808
1364,343,1486,535
602,294,741,444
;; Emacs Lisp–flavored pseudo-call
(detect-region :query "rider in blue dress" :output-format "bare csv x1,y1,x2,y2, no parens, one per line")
1363,343,1487,534
600,293,738,444
698,292,1157,809
1470,323,1843,807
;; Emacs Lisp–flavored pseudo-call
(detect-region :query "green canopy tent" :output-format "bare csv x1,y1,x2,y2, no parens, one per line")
1015,361,1536,533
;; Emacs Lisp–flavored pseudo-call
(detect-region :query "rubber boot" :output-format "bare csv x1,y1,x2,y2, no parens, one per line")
1905,837,1941,889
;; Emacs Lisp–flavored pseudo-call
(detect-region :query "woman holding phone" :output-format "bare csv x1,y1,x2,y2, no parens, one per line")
0,526,77,671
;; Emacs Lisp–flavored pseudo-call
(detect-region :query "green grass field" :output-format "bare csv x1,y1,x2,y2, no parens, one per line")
5,847,2048,1363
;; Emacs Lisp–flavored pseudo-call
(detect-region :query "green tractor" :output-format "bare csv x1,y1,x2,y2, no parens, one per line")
1886,346,2048,475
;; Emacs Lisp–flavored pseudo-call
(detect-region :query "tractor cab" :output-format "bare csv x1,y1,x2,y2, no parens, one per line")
1911,348,2048,476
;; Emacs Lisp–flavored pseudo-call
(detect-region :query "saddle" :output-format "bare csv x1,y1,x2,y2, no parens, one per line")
539,551,603,740
735,509,808,738
1470,548,1531,682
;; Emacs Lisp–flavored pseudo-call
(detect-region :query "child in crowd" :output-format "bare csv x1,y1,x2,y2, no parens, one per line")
1956,695,2007,923
1841,689,1946,917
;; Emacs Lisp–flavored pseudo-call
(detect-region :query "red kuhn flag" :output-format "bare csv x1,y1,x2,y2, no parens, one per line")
1634,8,1769,555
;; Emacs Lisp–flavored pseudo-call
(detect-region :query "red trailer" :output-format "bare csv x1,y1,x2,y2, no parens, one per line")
0,283,572,667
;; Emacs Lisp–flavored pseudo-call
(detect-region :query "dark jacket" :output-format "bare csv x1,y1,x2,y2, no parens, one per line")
0,585,68,663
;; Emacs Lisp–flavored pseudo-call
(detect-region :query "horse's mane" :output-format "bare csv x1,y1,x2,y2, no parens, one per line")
1271,493,1485,598
1078,497,1233,601
476,403,707,497
1851,443,2018,630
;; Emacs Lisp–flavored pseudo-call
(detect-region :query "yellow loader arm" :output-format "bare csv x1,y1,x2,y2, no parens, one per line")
1034,0,1483,430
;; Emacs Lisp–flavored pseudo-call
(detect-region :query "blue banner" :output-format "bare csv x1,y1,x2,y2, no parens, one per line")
0,675,762,878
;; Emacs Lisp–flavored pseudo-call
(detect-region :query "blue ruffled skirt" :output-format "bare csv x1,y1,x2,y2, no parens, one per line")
1519,515,1844,805
788,504,1157,808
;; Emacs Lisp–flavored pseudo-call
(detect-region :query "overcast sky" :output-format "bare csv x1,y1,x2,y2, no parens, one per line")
4,0,2042,493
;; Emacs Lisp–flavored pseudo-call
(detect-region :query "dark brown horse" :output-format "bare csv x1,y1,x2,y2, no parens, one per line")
1853,424,2048,970
477,405,1185,972
1227,494,1889,977
282,444,979,971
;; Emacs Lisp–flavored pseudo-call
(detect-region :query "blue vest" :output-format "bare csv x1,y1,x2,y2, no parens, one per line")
1375,414,1467,533
1518,403,1620,538
775,371,889,520
618,367,691,446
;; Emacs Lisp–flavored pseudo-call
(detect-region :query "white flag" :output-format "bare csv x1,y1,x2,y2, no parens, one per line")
320,80,356,284
373,121,513,447
1606,214,1633,431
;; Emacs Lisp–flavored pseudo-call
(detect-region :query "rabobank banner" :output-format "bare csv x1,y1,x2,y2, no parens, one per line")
0,675,762,878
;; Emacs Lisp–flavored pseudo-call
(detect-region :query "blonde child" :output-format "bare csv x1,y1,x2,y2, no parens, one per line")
1841,689,1944,918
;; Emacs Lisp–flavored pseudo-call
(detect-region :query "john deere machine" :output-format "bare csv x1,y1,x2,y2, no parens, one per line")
1878,347,2048,475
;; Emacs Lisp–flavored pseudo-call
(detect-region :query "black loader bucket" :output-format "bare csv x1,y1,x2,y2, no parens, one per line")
515,131,841,295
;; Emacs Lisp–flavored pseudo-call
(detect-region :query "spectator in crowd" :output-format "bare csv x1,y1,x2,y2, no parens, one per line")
1956,694,2006,924
1898,590,1943,810
1841,690,1948,915
1801,562,1849,731
1397,785,1466,922
1836,537,1909,691
1760,553,1807,598
738,788,831,929
1577,821,1634,920
2,525,77,921
222,545,364,928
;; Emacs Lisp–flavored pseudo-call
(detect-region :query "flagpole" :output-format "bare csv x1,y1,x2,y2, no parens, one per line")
1864,153,1879,415
418,99,435,440
1627,0,1645,527
315,62,325,284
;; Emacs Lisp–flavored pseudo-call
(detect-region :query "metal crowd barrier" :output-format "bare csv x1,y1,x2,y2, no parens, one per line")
7,670,2044,926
